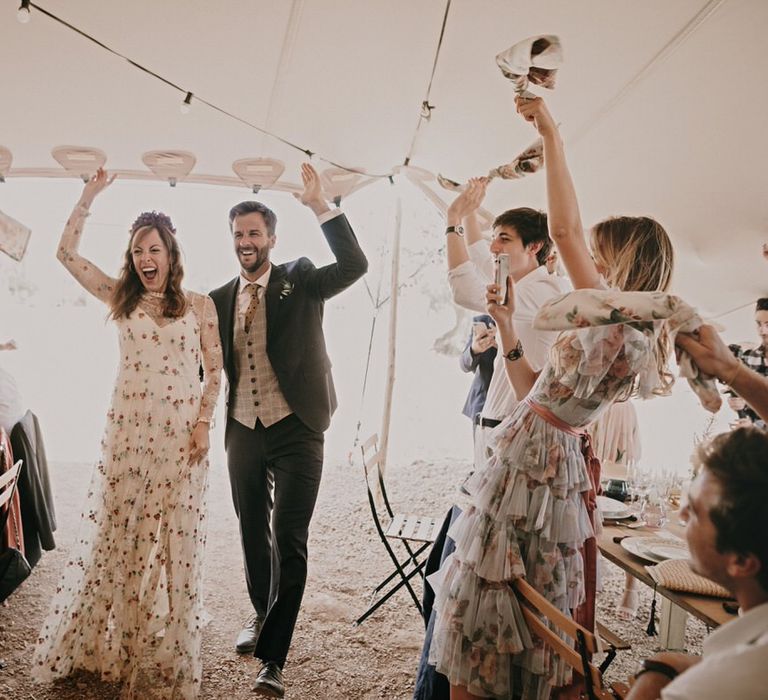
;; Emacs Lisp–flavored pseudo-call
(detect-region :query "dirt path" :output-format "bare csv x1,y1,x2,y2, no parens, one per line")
0,453,706,699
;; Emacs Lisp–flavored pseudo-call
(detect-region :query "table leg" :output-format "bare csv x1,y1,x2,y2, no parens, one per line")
658,597,688,649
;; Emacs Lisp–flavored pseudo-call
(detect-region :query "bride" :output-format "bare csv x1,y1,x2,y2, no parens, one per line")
32,169,222,699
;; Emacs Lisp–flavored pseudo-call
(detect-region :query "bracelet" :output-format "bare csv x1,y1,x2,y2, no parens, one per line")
723,362,742,386
633,659,679,682
76,204,91,217
504,339,524,362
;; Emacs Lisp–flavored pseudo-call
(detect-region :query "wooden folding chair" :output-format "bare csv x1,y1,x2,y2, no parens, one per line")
354,433,440,626
0,459,23,510
512,577,629,700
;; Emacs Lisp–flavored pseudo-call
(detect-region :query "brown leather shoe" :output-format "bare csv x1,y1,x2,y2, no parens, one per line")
234,614,263,654
253,661,285,698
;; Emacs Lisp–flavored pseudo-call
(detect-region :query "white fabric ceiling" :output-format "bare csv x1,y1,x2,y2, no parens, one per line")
2,0,767,317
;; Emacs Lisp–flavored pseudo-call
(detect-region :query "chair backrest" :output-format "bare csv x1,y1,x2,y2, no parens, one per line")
0,460,23,511
360,433,395,521
512,577,610,700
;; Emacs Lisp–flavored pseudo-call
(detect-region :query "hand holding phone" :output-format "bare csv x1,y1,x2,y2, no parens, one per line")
494,254,510,305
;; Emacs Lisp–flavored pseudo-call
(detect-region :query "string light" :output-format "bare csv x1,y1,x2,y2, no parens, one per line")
180,92,193,115
19,2,395,179
17,0,31,24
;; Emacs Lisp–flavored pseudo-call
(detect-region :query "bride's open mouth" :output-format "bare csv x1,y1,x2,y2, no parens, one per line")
141,265,158,282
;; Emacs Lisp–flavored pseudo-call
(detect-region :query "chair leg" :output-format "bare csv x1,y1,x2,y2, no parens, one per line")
400,538,428,579
371,542,430,594
598,647,617,675
353,558,427,626
577,629,599,700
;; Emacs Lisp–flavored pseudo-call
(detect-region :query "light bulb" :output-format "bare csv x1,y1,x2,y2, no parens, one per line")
17,1,31,23
180,92,192,115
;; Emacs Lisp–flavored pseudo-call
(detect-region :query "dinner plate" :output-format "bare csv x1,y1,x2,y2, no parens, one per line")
597,495,631,520
620,536,665,563
641,537,689,561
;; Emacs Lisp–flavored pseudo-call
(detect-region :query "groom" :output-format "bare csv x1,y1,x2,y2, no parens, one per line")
210,163,367,697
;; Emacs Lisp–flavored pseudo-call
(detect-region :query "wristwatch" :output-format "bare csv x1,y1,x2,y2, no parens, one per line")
633,659,679,682
504,339,524,362
445,225,464,236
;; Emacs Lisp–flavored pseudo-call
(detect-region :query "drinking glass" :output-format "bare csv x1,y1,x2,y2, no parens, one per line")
626,465,651,515
640,487,668,528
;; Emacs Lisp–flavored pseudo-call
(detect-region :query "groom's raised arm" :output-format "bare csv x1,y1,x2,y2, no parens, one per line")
295,163,368,299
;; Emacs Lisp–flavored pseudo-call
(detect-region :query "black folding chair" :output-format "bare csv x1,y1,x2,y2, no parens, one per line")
354,433,440,626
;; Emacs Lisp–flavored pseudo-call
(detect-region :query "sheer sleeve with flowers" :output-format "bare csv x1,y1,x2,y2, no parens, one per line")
56,203,117,304
534,288,721,411
189,292,222,424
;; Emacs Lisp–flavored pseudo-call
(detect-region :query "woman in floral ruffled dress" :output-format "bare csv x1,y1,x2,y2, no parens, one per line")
32,169,222,699
429,98,719,699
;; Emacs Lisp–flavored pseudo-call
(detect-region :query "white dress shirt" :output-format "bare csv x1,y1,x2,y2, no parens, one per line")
237,208,343,313
448,239,571,421
661,600,768,700
238,268,270,316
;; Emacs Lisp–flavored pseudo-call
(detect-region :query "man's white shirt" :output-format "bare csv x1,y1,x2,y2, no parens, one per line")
661,601,768,700
448,239,571,422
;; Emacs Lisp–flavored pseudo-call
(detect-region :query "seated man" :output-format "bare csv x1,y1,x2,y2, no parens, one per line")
626,427,768,700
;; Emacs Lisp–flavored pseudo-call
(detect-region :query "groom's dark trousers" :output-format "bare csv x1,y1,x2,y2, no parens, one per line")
225,413,323,666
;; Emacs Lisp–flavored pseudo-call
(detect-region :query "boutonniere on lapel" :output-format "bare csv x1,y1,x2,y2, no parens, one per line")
279,280,294,300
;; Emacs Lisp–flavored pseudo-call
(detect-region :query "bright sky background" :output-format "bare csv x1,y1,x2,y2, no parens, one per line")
0,176,740,476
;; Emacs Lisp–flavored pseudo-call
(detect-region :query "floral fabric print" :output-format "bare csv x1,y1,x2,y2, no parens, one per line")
34,202,222,699
430,290,712,699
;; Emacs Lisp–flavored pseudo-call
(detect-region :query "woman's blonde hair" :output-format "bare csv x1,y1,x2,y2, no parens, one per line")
591,216,675,395
109,212,187,321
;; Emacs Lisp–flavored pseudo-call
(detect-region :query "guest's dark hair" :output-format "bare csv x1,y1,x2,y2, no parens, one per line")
493,208,551,265
110,212,187,321
228,201,277,236
696,428,768,589
756,298,768,312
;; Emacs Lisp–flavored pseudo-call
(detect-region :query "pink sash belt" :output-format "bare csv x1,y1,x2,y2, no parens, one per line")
523,398,585,437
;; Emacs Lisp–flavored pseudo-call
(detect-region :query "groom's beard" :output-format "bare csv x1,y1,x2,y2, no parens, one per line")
238,246,270,275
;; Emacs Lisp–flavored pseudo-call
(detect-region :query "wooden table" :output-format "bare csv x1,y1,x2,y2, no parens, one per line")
598,520,734,646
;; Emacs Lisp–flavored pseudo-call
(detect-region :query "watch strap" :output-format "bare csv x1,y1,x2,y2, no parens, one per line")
633,659,679,682
504,339,524,362
445,225,464,236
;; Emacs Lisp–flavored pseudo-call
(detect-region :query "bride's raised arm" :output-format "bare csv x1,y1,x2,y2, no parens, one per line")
56,168,118,304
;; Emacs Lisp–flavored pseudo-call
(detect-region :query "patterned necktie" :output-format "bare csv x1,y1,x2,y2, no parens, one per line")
244,283,261,334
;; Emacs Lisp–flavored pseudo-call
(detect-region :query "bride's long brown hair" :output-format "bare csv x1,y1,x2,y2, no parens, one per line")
109,212,187,320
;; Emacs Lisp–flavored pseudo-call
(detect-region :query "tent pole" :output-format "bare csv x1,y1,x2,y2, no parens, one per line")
378,193,402,476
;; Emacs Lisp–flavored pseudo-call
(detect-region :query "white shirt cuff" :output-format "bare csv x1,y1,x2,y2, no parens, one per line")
318,209,343,225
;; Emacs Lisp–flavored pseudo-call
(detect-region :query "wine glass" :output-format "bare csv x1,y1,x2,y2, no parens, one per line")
626,465,651,515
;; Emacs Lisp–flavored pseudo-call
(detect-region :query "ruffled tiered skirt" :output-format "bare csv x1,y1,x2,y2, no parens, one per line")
429,405,594,699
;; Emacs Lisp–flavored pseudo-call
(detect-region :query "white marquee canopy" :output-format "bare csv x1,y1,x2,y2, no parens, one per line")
2,0,767,320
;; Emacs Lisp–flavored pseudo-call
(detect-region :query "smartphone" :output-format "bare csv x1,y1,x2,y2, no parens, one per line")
494,254,510,305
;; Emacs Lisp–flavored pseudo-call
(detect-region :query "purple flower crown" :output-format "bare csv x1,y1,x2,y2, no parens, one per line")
131,211,177,235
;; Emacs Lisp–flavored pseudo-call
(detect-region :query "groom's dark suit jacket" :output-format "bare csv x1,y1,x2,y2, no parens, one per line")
210,213,367,433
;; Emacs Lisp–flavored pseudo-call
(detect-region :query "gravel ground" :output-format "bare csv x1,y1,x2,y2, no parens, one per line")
0,454,706,699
